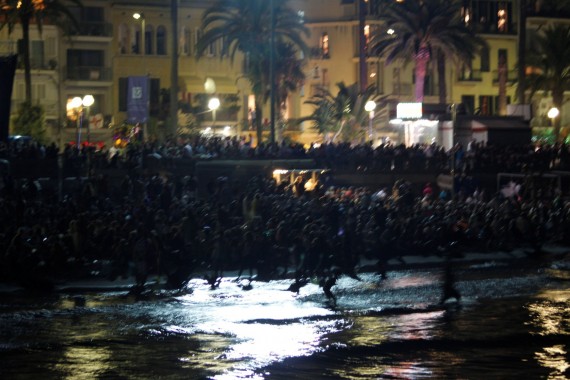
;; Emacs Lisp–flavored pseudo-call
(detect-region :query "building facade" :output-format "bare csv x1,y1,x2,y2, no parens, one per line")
1,0,568,146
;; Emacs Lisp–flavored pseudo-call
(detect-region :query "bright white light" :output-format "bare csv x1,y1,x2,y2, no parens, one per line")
365,100,376,112
208,97,220,111
133,12,142,20
548,107,560,119
397,102,423,119
82,95,94,107
70,97,82,109
387,28,395,35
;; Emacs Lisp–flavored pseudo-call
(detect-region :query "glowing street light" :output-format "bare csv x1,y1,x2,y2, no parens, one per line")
548,107,559,126
365,100,376,141
208,97,220,129
133,12,145,55
67,95,94,146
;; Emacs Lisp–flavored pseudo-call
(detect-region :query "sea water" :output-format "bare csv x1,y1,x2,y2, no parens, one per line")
1,261,568,379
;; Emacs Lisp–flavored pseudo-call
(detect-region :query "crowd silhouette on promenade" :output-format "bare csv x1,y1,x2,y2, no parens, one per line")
1,136,570,293
2,135,570,174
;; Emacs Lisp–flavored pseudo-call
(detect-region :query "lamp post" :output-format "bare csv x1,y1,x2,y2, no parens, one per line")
82,95,94,144
548,107,559,127
364,100,376,142
67,95,94,147
133,12,145,55
67,96,82,147
208,97,220,131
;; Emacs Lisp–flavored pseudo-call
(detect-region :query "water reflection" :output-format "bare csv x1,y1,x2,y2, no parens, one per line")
55,346,111,380
535,345,569,380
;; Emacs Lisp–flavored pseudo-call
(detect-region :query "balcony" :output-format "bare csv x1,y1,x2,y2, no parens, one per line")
11,100,58,117
492,69,517,83
309,47,330,60
68,22,113,38
457,70,483,82
391,83,413,97
65,66,112,81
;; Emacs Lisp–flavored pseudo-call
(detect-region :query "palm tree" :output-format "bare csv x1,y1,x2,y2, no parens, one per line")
526,24,570,142
302,82,379,143
255,40,305,140
0,0,82,104
195,0,309,144
371,0,486,103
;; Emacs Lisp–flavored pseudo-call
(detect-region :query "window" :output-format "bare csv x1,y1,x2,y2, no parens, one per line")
461,95,475,115
221,36,229,57
157,26,167,55
480,46,490,72
180,26,191,55
494,96,510,113
18,39,44,69
118,24,129,54
478,95,493,115
194,28,202,54
207,40,216,57
320,33,329,58
132,24,142,54
498,49,507,68
119,77,128,112
145,25,153,55
497,5,508,32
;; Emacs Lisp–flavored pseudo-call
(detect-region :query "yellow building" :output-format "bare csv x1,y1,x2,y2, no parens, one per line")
2,0,568,146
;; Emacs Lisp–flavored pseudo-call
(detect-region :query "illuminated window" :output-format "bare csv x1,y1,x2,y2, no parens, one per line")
320,33,329,58
364,24,370,54
497,6,507,32
462,6,471,26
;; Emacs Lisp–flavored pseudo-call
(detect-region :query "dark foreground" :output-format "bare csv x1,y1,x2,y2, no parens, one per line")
1,248,569,380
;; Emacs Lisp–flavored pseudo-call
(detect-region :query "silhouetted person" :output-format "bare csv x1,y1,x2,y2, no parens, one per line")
286,277,309,295
440,260,461,304
320,272,339,306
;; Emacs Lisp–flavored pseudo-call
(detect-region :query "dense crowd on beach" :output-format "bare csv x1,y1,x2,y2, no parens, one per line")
2,136,570,291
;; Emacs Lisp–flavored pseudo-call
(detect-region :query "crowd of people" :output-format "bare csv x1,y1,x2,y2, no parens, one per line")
1,147,569,294
2,135,570,175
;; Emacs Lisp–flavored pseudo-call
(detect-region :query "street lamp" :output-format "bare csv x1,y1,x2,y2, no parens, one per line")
67,95,94,147
208,97,220,130
82,95,94,144
548,107,559,126
133,12,145,55
365,100,376,141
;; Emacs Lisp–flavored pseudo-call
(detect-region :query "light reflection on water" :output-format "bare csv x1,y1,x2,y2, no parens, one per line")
1,265,569,379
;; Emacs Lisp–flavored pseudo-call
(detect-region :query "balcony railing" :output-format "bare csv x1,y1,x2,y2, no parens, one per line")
309,47,330,60
391,83,413,96
457,70,483,82
492,69,518,83
68,22,113,38
11,100,58,116
64,66,112,81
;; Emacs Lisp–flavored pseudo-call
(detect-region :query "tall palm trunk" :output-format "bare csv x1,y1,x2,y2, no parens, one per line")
517,0,526,104
414,46,430,102
437,49,447,104
254,97,263,145
21,15,32,103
